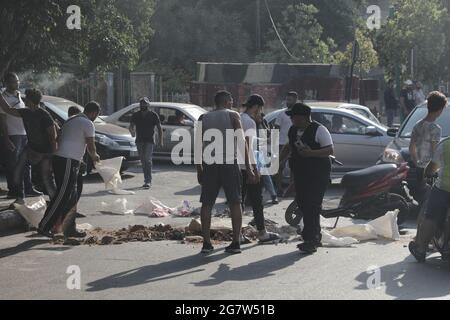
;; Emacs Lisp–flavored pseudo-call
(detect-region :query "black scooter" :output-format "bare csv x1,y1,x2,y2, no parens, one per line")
285,157,411,229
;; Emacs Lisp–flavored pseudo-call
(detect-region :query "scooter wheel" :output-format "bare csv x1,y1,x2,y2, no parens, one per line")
285,201,304,227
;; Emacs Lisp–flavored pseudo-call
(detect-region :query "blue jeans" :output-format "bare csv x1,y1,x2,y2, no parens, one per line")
5,135,32,197
137,143,154,184
262,175,277,198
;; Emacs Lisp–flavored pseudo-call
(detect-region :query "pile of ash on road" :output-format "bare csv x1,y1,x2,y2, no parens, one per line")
52,224,259,246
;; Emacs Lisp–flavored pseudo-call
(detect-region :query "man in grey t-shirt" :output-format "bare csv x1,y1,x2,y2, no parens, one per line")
409,91,447,203
38,102,101,238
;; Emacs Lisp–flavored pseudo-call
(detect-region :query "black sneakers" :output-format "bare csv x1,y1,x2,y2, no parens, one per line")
409,242,426,263
143,184,151,190
297,242,318,255
201,242,214,254
225,242,241,254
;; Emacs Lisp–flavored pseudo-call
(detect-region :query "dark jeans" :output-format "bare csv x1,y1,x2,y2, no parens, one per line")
410,166,427,204
15,147,56,199
386,108,398,128
242,170,265,232
137,142,154,184
293,166,330,243
5,135,32,196
425,187,450,224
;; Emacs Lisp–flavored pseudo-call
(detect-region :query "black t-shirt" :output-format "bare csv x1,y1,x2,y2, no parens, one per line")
17,107,55,153
400,89,416,112
131,110,161,143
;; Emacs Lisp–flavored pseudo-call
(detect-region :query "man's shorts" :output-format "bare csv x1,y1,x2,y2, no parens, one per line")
426,187,450,224
200,164,242,206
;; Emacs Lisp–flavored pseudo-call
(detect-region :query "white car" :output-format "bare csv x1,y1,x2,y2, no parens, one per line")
103,102,207,160
265,106,392,177
307,101,381,124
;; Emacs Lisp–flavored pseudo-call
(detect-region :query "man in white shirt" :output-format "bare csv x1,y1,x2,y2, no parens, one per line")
274,91,298,197
38,102,101,238
241,94,280,244
1,72,41,200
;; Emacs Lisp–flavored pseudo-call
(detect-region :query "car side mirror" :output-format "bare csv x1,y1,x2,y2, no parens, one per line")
364,126,380,136
387,128,399,137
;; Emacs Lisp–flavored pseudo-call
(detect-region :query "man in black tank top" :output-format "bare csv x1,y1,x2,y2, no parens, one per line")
281,103,334,254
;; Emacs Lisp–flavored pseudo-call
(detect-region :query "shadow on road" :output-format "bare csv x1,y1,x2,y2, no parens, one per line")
86,245,262,292
355,256,450,299
175,185,201,196
192,251,303,287
0,239,52,259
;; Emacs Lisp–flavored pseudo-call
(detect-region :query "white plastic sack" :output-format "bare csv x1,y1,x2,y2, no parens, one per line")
321,230,359,247
96,157,135,195
330,224,378,241
101,198,134,215
367,210,400,241
14,197,46,228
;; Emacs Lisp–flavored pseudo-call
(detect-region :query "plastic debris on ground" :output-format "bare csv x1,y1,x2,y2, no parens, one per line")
101,198,134,215
330,210,401,242
14,197,46,228
96,157,136,195
321,230,359,247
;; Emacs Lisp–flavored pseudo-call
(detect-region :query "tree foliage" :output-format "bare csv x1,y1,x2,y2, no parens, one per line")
334,28,379,74
376,0,448,82
0,0,153,76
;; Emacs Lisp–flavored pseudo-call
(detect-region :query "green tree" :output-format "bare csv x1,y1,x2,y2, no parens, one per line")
256,3,335,63
376,0,448,82
334,28,379,74
0,0,152,76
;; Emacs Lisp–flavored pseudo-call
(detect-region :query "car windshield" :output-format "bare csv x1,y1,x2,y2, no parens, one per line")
184,107,205,121
400,106,450,138
44,100,105,124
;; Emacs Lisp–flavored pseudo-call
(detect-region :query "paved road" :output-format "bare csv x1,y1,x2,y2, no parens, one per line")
1,163,450,300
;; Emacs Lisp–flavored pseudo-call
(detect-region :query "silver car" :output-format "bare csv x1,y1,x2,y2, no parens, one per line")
307,102,381,124
103,102,207,159
265,107,392,177
41,96,139,171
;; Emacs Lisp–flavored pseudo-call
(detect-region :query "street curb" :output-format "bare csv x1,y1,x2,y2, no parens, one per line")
0,209,26,233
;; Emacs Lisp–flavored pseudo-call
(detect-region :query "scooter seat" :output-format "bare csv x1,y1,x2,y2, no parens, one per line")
341,164,398,188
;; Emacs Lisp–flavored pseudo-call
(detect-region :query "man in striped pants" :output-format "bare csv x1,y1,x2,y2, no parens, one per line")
38,102,101,238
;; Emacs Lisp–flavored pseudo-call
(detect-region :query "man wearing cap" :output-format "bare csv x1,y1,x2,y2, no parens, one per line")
241,94,280,243
400,80,416,118
129,98,163,190
281,103,334,254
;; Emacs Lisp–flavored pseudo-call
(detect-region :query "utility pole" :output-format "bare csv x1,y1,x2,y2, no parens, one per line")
256,0,261,54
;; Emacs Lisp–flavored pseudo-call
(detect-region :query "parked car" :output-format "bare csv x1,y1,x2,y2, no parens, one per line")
379,101,450,202
307,102,381,124
41,96,139,171
265,107,392,177
103,102,207,160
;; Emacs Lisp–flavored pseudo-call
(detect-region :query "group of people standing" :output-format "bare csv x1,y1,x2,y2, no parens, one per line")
384,79,426,127
196,90,334,255
0,72,101,238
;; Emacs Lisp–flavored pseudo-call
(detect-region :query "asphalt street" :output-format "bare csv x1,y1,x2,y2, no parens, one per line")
1,163,450,300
